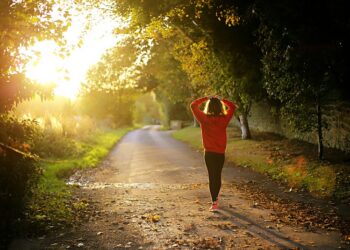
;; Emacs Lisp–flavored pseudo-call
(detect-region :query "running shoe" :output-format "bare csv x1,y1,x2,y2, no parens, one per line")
209,201,219,212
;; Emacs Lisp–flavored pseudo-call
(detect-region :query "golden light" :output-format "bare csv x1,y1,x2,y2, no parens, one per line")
25,41,64,84
24,3,126,100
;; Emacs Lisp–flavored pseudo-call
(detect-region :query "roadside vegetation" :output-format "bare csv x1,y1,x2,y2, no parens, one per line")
0,96,134,245
37,128,132,193
1,0,349,248
26,127,132,235
173,126,350,202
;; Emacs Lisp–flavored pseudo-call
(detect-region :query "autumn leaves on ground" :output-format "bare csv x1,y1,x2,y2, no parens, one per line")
1,0,350,249
6,126,349,250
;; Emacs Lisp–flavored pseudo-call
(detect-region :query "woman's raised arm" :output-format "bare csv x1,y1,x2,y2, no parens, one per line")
190,97,208,124
221,99,236,121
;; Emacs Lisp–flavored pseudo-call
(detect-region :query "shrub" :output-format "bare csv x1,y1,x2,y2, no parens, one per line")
0,115,42,245
31,129,83,158
0,114,38,144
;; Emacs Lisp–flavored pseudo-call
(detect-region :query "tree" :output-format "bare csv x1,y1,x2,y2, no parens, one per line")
142,40,194,126
80,37,145,126
113,0,265,138
175,3,263,139
111,0,349,148
255,0,350,159
171,30,262,139
133,93,162,125
0,0,70,112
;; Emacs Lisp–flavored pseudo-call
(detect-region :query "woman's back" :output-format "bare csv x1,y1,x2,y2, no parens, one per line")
190,96,236,154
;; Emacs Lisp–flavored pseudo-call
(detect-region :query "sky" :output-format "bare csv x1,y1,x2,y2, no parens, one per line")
24,1,126,99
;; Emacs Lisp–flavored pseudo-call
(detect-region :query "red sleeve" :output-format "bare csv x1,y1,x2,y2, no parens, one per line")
190,97,208,124
222,99,236,122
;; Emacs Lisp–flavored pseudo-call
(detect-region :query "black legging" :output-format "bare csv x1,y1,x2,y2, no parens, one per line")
204,151,225,202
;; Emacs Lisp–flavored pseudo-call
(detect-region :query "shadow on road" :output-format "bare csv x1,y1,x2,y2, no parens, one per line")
219,208,307,249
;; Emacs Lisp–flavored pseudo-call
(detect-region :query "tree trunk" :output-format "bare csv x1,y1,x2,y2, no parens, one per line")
316,102,324,160
238,114,251,139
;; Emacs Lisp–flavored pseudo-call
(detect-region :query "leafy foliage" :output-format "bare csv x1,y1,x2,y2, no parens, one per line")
133,93,161,125
111,0,264,135
0,115,38,145
0,116,41,242
32,129,82,159
143,40,194,125
0,0,70,112
79,89,135,127
79,38,143,126
254,0,350,157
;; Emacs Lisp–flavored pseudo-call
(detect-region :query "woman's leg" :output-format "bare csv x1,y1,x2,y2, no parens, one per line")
204,151,225,202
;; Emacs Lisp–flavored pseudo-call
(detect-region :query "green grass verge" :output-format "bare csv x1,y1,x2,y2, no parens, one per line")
39,127,132,193
172,126,349,200
172,126,203,149
26,128,132,231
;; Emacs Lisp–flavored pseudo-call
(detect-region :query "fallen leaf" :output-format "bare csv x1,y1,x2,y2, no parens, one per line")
152,215,160,222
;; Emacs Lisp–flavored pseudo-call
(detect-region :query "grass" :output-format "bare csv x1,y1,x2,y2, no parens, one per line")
172,126,202,149
172,126,350,200
26,127,132,232
38,128,132,193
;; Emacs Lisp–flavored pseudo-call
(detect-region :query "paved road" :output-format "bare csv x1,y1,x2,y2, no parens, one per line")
22,126,344,249
76,126,343,249
100,125,208,184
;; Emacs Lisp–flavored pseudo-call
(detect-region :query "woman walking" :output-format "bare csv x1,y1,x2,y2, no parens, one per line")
190,96,236,211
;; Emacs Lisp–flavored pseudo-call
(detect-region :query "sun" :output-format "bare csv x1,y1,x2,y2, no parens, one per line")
25,40,81,99
24,4,126,100
25,41,64,85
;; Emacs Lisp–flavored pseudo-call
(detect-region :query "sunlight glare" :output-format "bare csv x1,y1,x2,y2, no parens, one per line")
25,41,64,84
24,3,126,99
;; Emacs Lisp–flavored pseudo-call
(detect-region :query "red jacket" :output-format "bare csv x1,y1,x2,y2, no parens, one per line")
190,97,236,154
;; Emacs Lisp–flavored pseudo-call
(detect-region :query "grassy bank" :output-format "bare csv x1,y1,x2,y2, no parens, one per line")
26,128,132,231
39,128,132,193
172,126,350,201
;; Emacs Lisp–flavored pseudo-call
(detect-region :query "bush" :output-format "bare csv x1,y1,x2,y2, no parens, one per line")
0,115,42,246
31,129,83,158
0,146,41,228
0,115,38,144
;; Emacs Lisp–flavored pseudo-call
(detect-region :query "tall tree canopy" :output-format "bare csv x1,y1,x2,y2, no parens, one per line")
111,0,266,138
108,0,349,156
254,0,350,158
0,0,70,112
